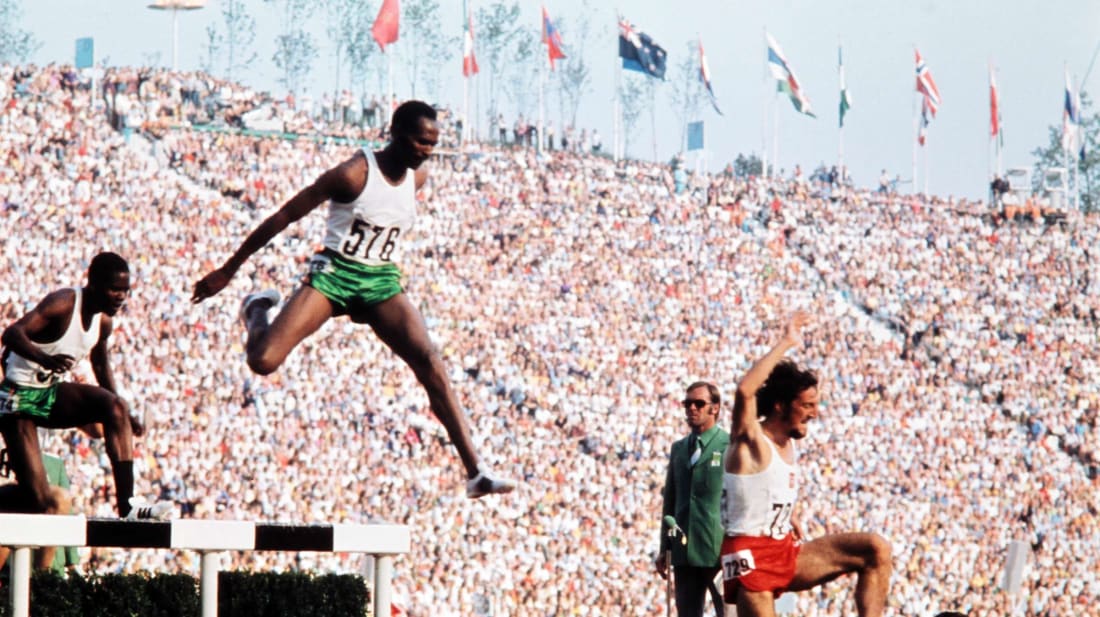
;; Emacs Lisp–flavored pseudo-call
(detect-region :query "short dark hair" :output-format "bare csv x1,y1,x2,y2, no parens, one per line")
686,381,720,406
87,252,129,286
390,100,436,138
757,359,817,418
933,612,968,617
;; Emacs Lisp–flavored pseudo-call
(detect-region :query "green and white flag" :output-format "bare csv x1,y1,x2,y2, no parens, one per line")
839,46,851,128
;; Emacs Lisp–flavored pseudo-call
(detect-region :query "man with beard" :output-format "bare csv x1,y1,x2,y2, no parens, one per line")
721,312,892,616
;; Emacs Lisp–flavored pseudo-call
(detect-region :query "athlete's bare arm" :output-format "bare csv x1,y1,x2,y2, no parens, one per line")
191,153,368,303
726,312,809,475
0,290,78,373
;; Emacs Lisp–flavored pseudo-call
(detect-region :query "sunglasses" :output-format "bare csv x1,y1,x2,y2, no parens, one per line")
681,399,711,410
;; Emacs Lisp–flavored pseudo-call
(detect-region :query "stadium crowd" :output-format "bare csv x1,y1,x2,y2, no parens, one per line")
1,63,1098,616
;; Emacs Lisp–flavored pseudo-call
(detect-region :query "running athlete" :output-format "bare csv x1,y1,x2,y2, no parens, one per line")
720,312,891,616
0,252,169,519
191,100,515,499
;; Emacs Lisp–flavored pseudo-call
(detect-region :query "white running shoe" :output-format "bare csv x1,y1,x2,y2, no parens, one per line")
466,467,517,499
125,498,176,521
238,289,281,324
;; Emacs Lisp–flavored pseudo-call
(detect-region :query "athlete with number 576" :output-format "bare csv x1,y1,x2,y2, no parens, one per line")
720,312,892,616
191,100,515,500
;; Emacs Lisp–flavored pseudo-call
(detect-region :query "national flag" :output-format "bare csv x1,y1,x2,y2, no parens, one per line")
1063,67,1084,159
371,0,399,52
542,6,566,70
698,39,722,115
989,63,1000,139
838,46,851,128
766,32,815,117
462,10,478,77
915,48,941,116
687,120,704,151
618,18,667,79
918,96,931,146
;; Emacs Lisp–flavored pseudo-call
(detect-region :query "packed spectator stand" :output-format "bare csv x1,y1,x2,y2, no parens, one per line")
1,63,1097,616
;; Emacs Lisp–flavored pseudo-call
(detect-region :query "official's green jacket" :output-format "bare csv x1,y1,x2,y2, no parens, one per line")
658,425,730,567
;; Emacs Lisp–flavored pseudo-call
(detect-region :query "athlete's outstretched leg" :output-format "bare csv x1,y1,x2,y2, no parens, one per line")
363,293,515,498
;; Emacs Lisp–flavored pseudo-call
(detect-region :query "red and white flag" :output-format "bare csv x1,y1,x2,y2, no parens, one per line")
915,48,941,115
699,38,722,115
462,13,478,77
989,63,1000,139
371,0,399,52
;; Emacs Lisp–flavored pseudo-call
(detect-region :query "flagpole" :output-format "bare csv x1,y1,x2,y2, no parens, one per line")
911,50,918,197
1074,73,1081,211
614,11,623,161
924,137,929,196
762,27,769,179
772,91,779,178
539,4,543,156
463,0,470,144
838,42,845,169
990,59,998,194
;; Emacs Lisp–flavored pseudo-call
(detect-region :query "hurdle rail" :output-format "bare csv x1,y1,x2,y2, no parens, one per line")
0,513,410,617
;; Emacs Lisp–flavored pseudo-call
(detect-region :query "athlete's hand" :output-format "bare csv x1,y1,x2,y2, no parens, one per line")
129,414,145,437
192,268,232,304
782,311,811,349
37,353,75,373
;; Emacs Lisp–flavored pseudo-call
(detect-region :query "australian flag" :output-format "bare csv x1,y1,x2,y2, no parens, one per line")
618,19,666,79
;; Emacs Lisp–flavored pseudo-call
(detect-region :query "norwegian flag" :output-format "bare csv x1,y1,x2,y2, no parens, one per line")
915,48,941,116
462,12,478,77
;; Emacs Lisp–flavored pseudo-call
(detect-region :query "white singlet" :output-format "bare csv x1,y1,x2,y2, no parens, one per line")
721,436,799,538
3,288,101,388
322,148,416,267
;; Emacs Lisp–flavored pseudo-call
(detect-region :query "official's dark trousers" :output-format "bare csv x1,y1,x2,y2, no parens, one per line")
674,565,722,617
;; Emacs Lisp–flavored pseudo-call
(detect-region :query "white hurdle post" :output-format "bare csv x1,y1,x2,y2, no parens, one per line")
0,514,410,617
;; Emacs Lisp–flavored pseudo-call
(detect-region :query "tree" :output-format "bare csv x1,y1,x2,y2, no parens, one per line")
501,29,537,118
267,0,319,96
667,39,704,153
0,0,40,64
555,2,593,129
399,0,457,102
619,73,652,157
325,0,375,98
475,1,525,123
732,153,764,179
200,25,224,75
220,0,260,82
1031,92,1099,211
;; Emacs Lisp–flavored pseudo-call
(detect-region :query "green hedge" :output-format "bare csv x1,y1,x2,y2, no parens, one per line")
0,570,367,617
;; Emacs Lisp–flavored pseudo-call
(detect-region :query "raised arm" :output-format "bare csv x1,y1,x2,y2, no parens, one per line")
191,154,366,303
726,312,810,472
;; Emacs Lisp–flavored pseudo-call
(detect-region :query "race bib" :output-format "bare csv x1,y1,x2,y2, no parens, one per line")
0,388,15,415
722,549,756,581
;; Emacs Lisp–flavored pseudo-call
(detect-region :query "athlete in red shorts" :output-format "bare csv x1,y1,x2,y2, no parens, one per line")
721,313,892,616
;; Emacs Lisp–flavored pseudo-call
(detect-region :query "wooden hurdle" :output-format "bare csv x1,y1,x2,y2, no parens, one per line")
0,513,410,617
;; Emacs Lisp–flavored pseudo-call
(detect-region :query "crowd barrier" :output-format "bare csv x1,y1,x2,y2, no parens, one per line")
0,513,410,617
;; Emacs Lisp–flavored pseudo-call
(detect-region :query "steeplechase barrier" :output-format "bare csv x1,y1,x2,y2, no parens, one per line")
0,513,410,617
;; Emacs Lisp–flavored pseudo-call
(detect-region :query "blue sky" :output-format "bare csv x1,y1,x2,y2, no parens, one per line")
15,0,1100,200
